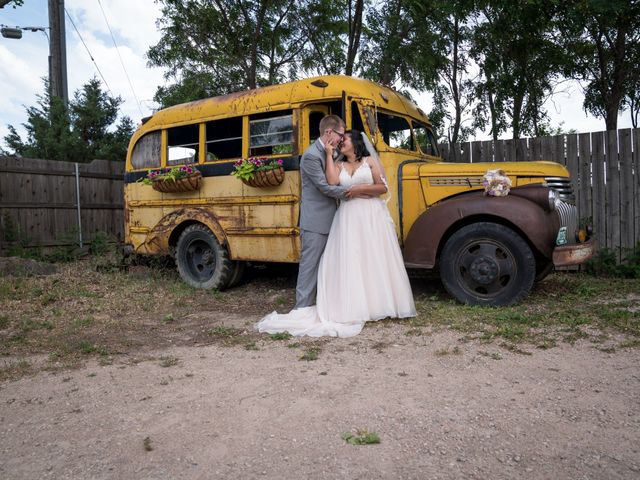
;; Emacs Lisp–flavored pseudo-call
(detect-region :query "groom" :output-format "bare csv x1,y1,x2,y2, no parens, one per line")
295,114,349,308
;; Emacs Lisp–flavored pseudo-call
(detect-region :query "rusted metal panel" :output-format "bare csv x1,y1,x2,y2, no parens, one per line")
403,188,560,269
553,239,596,266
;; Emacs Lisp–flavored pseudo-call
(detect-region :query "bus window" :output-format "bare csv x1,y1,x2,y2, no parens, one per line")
167,124,199,165
131,131,161,169
412,121,439,156
377,112,414,151
206,117,242,161
351,102,364,132
309,111,324,143
250,112,293,156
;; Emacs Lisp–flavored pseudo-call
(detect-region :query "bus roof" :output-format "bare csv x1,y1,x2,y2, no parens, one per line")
137,75,430,133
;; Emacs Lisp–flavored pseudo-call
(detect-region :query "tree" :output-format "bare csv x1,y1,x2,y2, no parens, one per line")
558,0,640,131
148,0,308,107
422,0,477,145
471,0,563,140
2,78,134,162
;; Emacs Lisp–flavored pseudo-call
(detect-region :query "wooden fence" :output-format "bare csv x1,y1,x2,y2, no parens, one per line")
0,157,124,251
440,128,640,260
1,128,638,259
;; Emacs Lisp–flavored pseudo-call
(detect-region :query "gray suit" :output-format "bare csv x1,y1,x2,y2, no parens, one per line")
295,139,347,308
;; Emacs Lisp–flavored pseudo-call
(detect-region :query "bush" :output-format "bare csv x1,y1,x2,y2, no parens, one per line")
585,243,640,278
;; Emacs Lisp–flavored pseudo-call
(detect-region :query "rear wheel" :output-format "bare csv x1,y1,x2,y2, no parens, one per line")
175,224,233,289
439,222,535,306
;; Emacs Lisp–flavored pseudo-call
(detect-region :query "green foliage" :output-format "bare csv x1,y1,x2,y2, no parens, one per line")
341,429,381,445
586,244,640,279
230,157,284,181
3,78,134,162
557,0,640,130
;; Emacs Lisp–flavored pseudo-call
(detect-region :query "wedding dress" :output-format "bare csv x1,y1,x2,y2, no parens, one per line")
256,159,416,337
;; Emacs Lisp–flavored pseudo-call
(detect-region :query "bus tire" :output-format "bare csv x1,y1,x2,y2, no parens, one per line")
176,224,233,290
227,261,246,288
439,222,535,306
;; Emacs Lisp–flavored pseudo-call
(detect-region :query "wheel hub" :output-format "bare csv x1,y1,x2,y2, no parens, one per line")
469,256,499,285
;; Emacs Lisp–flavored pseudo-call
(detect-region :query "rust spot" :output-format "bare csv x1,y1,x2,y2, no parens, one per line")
553,239,596,267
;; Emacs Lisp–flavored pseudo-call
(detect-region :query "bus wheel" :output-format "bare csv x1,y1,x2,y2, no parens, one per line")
227,261,246,288
176,224,233,289
439,222,535,306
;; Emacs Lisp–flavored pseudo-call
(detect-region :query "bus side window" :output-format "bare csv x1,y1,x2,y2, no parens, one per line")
377,112,415,151
167,124,199,165
206,117,242,161
249,112,293,157
351,102,364,132
131,131,161,169
309,111,324,143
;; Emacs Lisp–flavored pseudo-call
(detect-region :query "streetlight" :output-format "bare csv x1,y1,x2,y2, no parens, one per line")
1,24,49,41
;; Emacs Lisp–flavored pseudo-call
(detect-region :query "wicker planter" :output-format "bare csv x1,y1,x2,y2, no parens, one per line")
152,171,202,193
241,167,285,188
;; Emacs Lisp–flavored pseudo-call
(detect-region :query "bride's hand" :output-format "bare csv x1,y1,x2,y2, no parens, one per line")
325,142,335,159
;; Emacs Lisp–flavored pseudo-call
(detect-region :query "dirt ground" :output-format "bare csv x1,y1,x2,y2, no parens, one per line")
2,311,640,479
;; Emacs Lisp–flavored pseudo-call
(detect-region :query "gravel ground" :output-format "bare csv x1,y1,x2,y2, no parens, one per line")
1,314,639,480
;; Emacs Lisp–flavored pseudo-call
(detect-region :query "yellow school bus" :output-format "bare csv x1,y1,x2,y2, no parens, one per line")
124,75,594,305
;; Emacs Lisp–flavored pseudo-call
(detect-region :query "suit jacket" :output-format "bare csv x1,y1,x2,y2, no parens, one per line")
299,139,347,234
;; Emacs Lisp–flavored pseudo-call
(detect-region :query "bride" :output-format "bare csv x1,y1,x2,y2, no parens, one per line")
256,130,416,337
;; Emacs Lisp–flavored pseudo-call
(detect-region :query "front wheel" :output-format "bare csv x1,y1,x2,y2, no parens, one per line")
439,222,536,306
175,224,233,289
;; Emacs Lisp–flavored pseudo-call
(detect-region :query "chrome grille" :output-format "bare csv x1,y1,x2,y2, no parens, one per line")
555,200,579,245
545,177,575,204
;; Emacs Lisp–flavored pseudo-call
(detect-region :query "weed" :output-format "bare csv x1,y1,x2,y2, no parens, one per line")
434,346,461,356
299,346,321,361
244,342,259,351
143,437,153,452
159,356,179,367
287,342,301,349
89,232,112,256
74,316,95,328
77,341,97,354
162,314,175,323
0,314,9,329
619,339,640,349
341,429,381,445
405,328,422,336
210,289,223,300
208,326,240,337
269,332,292,341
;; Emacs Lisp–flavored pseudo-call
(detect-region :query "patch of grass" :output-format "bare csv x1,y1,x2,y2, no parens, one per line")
0,314,9,329
208,325,241,338
159,356,179,367
341,429,381,445
77,341,97,355
74,316,94,328
619,338,640,349
0,359,31,381
299,346,321,361
20,318,53,332
269,332,292,341
287,342,302,349
162,314,174,323
244,342,259,351
434,346,461,356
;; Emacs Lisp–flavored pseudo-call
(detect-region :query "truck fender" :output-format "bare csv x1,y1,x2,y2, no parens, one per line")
403,191,560,269
143,208,228,255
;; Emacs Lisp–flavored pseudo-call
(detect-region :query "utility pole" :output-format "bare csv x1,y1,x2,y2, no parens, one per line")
48,0,68,105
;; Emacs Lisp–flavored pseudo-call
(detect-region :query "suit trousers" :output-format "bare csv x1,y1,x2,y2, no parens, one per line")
295,229,329,308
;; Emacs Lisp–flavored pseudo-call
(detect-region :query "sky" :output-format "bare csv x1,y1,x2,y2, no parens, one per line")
0,0,634,151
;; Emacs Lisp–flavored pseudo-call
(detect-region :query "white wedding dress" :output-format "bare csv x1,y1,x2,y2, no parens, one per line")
256,159,416,337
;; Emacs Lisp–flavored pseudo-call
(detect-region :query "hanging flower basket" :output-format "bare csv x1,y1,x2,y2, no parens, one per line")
152,171,202,193
241,167,285,188
231,157,285,188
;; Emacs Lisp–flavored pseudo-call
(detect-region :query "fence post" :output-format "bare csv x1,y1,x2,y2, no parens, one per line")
74,162,83,248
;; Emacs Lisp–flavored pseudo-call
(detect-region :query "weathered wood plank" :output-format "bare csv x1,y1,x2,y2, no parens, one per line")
471,141,482,163
592,132,606,251
565,133,579,214
516,138,528,161
481,140,493,163
634,129,640,249
618,129,634,253
578,132,592,228
606,130,620,260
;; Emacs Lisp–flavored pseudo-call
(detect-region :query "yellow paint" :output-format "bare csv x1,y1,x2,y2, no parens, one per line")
125,75,572,262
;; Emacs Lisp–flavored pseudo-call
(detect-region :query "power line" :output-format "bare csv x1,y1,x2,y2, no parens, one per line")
64,7,113,97
96,0,144,117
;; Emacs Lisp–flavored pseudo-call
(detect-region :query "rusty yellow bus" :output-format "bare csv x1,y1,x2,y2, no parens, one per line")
124,75,593,305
